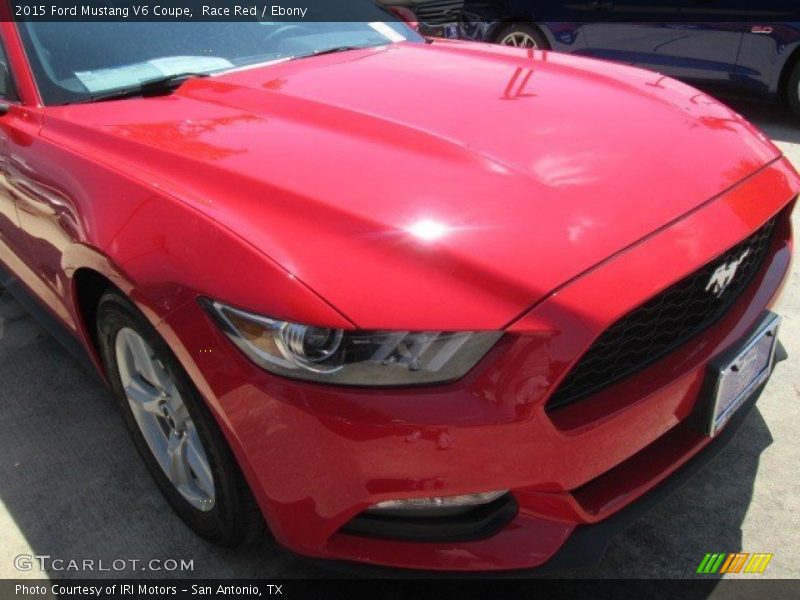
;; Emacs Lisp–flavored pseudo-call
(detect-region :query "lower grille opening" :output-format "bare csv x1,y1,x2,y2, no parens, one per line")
547,216,778,411
340,493,518,543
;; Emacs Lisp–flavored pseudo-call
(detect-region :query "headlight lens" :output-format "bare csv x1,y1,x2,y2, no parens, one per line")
201,299,502,385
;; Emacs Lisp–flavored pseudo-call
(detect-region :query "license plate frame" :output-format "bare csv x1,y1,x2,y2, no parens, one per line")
704,312,780,437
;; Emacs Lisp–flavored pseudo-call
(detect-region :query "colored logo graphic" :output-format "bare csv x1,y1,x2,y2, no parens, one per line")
697,553,773,574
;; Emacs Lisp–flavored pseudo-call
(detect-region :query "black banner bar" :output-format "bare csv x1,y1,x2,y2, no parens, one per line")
6,0,800,23
3,579,800,600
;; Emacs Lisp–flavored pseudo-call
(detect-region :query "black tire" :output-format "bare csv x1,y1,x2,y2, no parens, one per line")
96,290,264,547
787,60,800,117
494,23,549,50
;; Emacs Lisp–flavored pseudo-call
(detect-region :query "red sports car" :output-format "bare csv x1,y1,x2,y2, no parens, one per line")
0,15,796,573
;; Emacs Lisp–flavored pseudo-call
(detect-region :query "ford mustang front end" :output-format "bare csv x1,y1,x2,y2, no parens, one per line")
0,13,796,572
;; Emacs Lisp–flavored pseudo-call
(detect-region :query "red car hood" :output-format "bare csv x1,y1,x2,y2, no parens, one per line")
48,41,782,330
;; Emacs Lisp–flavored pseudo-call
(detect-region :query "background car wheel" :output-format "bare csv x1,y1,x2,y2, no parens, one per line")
787,60,800,117
495,23,549,49
97,290,264,547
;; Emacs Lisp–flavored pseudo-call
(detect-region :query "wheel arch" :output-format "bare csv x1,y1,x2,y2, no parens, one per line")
777,43,800,103
72,267,117,366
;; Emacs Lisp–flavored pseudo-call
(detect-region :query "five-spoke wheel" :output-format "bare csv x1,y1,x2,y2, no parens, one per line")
98,290,263,546
115,327,215,512
495,23,548,50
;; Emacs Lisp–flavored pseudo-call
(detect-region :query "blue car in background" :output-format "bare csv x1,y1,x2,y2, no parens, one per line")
382,0,800,114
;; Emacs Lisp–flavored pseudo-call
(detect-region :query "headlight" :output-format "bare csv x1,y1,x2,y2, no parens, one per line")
200,299,502,385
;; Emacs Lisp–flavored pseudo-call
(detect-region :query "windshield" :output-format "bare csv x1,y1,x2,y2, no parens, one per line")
18,19,423,105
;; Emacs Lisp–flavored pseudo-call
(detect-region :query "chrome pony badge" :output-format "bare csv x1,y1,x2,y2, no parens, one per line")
706,249,751,297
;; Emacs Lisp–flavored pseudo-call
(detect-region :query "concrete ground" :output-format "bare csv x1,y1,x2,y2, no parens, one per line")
0,100,798,584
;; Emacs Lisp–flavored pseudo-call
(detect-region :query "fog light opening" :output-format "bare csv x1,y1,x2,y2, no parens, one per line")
366,490,509,518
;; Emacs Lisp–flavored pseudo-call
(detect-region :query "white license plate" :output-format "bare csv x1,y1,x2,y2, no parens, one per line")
706,313,780,436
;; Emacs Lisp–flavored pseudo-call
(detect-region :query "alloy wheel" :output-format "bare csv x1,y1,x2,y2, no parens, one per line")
115,327,216,512
500,32,539,48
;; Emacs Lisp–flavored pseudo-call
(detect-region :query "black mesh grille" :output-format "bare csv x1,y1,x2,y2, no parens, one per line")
547,217,778,411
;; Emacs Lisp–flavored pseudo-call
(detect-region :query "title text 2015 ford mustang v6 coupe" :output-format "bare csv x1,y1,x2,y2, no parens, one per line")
0,12,797,572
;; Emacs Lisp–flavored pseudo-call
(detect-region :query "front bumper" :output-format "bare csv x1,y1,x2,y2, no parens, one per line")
156,159,796,571
305,376,769,576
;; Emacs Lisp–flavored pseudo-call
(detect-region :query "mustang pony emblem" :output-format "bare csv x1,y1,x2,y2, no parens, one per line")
705,249,751,297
